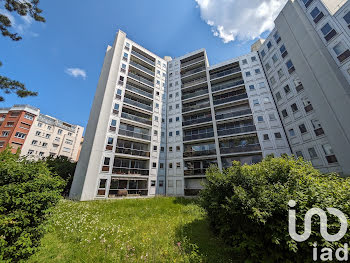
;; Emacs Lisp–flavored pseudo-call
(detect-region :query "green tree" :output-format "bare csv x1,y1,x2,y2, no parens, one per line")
0,0,45,101
0,147,65,262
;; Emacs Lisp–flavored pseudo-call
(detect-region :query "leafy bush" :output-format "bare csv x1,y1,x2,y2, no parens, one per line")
45,156,77,196
0,148,65,262
200,156,350,262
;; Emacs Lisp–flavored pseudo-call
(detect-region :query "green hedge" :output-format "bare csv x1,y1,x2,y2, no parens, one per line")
200,156,350,262
0,148,65,262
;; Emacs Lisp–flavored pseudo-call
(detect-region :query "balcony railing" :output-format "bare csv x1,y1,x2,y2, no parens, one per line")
215,108,252,120
211,79,244,93
126,84,153,99
112,167,149,176
131,50,155,66
213,93,248,106
184,169,207,176
182,77,207,89
217,125,256,137
118,128,151,141
182,89,208,100
220,144,261,155
183,131,214,141
128,72,154,87
181,57,205,68
116,147,150,157
210,67,241,80
129,61,155,76
123,97,153,112
121,112,152,126
182,102,210,113
183,116,212,126
183,149,216,158
181,67,206,78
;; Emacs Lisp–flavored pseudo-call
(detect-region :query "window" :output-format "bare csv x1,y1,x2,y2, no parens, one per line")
278,69,284,79
249,85,255,91
65,139,73,145
38,122,42,127
116,89,122,96
310,7,323,24
63,147,70,153
123,52,128,58
6,122,14,127
169,93,173,99
289,129,296,137
154,130,158,136
169,132,173,137
58,129,62,135
152,162,157,168
263,134,270,140
286,60,295,73
176,130,180,136
35,131,41,136
176,162,181,168
45,134,51,139
280,44,287,57
253,99,260,106
255,68,261,74
107,137,113,145
39,152,44,157
242,59,247,64
261,50,266,57
169,118,173,123
291,103,299,112
68,132,72,136
111,119,117,127
284,85,291,94
270,76,276,85
257,116,264,122
169,146,173,152
251,56,257,62
263,97,270,103
269,113,276,121
272,54,278,63
176,104,179,109
333,42,350,62
168,180,174,187
245,71,251,77
160,163,164,169
267,41,272,49
161,146,164,152
276,92,282,101
155,116,159,122
157,70,160,75
155,103,159,108
322,144,334,156
28,149,34,155
24,114,34,120
176,146,180,151
169,163,173,169
121,63,126,69
104,157,110,166
321,23,333,36
259,82,266,89
42,142,48,147
114,103,119,111
299,124,307,134
265,63,271,71
176,117,180,122
159,180,164,186
274,132,282,139
176,92,179,97
308,147,318,158
282,109,289,118
343,11,350,25
273,31,281,43
295,151,303,158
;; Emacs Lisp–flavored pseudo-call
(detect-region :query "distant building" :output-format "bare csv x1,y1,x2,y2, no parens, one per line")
0,104,84,161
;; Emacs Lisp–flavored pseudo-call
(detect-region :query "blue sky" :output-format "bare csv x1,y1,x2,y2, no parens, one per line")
0,0,285,130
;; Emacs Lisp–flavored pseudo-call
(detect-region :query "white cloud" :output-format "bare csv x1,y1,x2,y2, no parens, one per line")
195,0,288,43
0,8,38,37
65,68,87,80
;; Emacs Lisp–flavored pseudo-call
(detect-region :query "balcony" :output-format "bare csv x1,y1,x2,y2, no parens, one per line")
183,149,216,158
131,50,155,66
129,60,155,76
183,116,212,127
210,67,241,80
184,169,207,176
217,125,256,137
211,78,244,93
182,77,207,89
181,67,206,78
116,147,150,157
182,88,208,100
182,102,210,113
112,167,149,176
118,128,151,141
126,84,153,99
123,97,153,112
183,131,214,142
128,72,154,87
216,108,252,120
121,112,152,126
181,57,205,68
213,93,248,106
220,144,261,155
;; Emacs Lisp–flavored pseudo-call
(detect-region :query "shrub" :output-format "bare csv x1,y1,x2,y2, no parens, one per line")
200,156,350,262
45,156,77,196
0,148,65,262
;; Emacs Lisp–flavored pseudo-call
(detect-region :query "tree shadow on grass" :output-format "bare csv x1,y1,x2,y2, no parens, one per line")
172,196,201,206
175,218,242,263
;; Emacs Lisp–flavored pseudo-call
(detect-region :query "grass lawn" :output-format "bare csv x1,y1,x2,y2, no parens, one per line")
28,197,236,263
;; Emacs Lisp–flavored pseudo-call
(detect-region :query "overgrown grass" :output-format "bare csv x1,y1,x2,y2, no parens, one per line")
28,197,236,262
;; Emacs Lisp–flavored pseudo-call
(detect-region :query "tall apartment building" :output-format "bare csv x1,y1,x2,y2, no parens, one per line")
0,104,84,161
256,0,350,174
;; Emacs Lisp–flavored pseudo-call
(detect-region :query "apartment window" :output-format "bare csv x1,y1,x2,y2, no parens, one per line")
259,82,266,89
103,157,110,166
263,134,270,141
169,163,173,169
291,103,299,112
270,76,276,85
5,122,14,127
261,50,266,57
251,56,257,62
255,68,261,74
245,71,251,77
321,23,336,42
277,69,284,79
295,151,303,158
66,139,73,145
111,119,117,127
161,146,164,152
274,132,282,139
35,131,41,136
176,104,179,109
242,59,247,64
123,52,128,58
265,63,271,71
249,85,255,91
176,146,180,151
282,109,288,118
286,60,295,74
24,114,34,120
169,146,173,152
272,54,278,63
58,129,62,135
107,137,113,146
157,70,160,75
176,130,180,136
322,144,337,163
253,99,260,106
169,132,173,137
310,7,324,24
269,113,276,121
121,63,126,70
275,92,282,101
38,122,42,127
160,163,164,169
263,97,270,103
176,117,180,122
343,11,350,25
42,142,48,147
45,134,51,139
289,129,296,137
267,41,272,49
333,42,350,62
39,152,44,157
308,147,318,159
273,31,281,43
284,85,291,94
151,162,156,168
116,89,122,96
68,132,72,136
257,116,264,122
176,162,181,168
156,91,160,96
299,124,307,134
169,93,173,99
169,118,173,123
159,180,164,186
176,92,179,97
294,78,303,92
155,103,159,108
113,103,119,112
31,140,38,145
155,116,159,122
154,130,158,136
28,149,34,155
280,44,287,57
